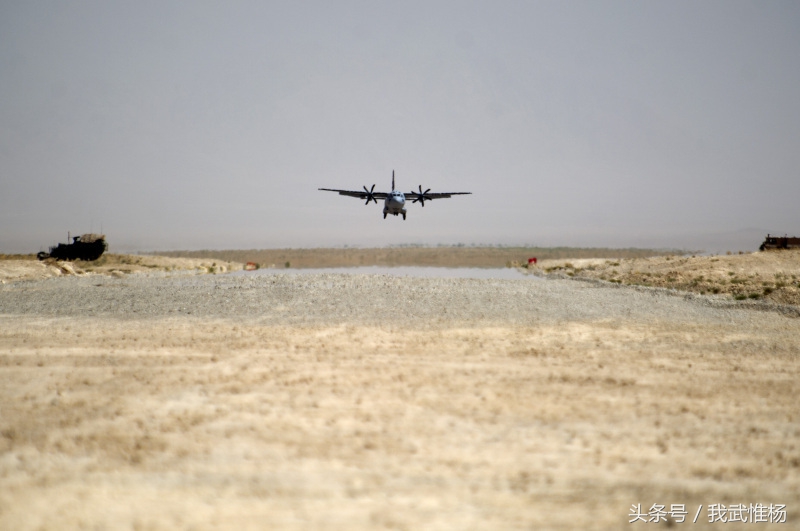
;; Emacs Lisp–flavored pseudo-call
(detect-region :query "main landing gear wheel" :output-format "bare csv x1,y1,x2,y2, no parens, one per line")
383,212,387,219
402,213,406,220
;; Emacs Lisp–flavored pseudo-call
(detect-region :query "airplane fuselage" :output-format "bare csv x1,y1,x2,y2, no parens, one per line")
384,191,406,219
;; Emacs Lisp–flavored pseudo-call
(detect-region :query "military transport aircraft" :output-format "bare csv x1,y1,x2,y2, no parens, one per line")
319,171,471,220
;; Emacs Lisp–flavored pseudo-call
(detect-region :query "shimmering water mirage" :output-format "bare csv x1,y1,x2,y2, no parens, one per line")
231,266,537,280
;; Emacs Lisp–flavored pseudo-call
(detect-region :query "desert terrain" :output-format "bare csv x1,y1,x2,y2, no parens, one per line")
156,245,679,269
0,254,241,283
534,250,800,308
0,249,798,529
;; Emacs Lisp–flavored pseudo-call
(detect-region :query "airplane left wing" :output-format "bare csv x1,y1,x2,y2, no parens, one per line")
409,192,472,199
405,188,471,206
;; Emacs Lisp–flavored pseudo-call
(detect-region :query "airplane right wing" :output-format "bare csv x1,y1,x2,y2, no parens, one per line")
318,188,388,200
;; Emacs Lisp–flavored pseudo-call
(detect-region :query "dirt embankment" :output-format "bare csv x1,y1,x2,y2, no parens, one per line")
0,254,241,283
533,250,800,306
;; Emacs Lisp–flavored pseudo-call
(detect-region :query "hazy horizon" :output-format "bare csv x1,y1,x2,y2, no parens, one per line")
2,2,798,254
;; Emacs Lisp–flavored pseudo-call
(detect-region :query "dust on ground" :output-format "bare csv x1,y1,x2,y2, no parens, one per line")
534,250,800,306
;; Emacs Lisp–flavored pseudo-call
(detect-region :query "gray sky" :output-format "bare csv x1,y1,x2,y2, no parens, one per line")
2,1,798,253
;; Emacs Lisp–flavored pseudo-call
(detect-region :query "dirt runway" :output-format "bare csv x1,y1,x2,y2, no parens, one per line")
0,271,798,529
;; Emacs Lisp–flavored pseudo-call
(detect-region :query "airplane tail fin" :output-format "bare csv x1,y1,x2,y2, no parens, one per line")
392,170,395,191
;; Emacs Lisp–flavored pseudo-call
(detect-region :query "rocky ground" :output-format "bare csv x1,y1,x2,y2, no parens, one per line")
0,253,798,529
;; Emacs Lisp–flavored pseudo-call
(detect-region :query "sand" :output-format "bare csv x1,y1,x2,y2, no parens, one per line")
0,253,798,529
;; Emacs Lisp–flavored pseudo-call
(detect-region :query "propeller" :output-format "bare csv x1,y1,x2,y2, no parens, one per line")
362,184,378,205
411,185,432,206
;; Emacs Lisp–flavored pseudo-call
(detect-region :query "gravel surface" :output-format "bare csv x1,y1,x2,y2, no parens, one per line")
0,270,785,326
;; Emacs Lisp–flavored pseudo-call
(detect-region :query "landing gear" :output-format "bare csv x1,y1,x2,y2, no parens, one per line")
383,211,387,219
402,212,406,220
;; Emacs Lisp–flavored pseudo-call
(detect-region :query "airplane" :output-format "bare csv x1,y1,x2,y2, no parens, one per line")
319,170,471,220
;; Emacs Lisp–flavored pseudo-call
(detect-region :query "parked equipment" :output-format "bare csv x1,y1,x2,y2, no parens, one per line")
759,234,800,251
37,233,108,261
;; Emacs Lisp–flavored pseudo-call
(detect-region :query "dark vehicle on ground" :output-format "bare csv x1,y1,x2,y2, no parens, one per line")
37,234,108,261
759,234,800,251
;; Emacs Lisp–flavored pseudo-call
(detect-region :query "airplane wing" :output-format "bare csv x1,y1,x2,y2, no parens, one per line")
318,188,388,200
408,192,471,199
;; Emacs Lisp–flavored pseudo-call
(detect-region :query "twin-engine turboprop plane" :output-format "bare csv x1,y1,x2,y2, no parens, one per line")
319,171,471,220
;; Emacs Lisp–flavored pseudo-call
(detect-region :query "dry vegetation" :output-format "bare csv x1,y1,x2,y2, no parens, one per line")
1,317,798,529
534,250,800,307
